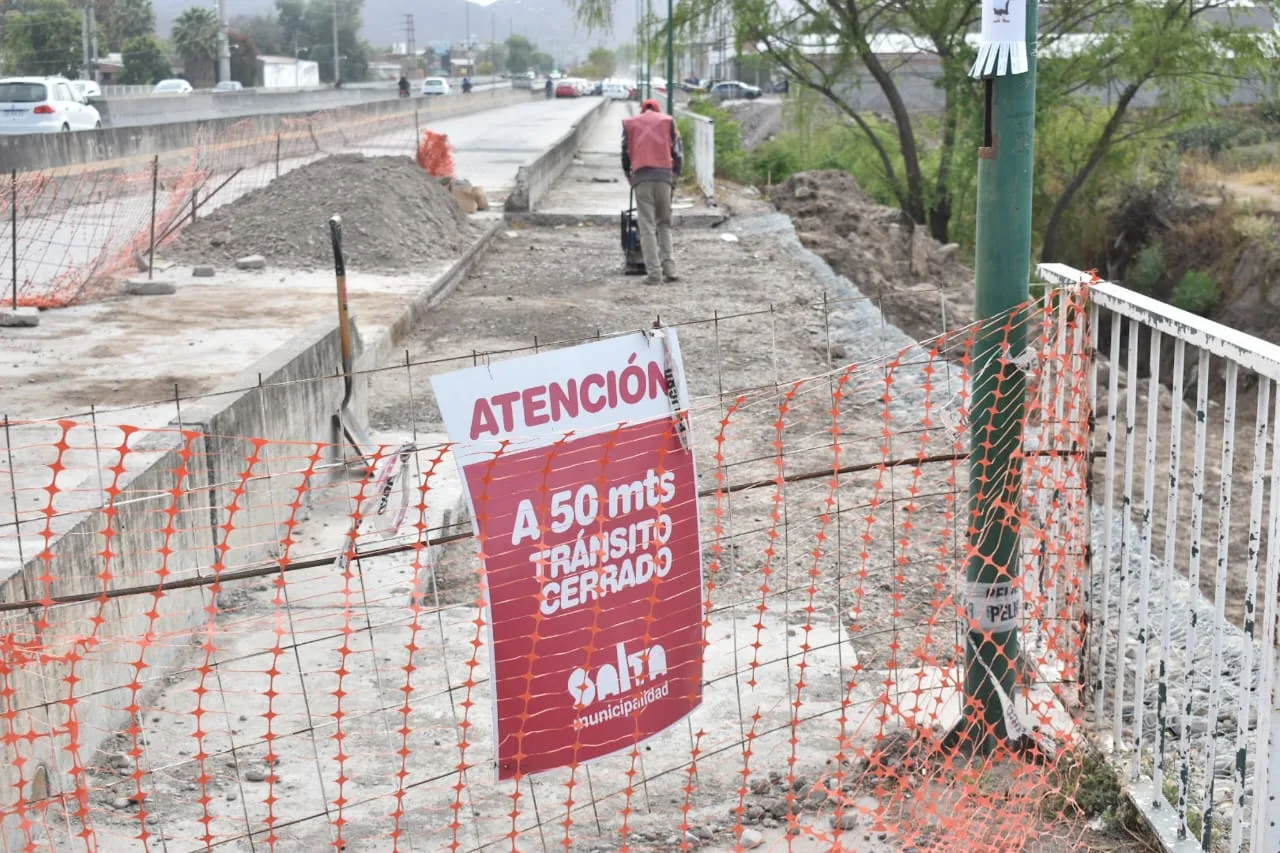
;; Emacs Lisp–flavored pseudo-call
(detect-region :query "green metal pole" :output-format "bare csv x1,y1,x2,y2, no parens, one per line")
963,0,1038,755
665,0,674,114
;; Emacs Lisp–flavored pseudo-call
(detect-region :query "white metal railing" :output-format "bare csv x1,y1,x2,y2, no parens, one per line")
99,84,155,98
677,109,715,203
1039,262,1280,853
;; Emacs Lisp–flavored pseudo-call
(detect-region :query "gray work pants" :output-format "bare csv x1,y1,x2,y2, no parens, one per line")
633,179,674,281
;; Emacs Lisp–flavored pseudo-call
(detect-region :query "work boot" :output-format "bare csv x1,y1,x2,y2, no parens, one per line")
662,262,679,282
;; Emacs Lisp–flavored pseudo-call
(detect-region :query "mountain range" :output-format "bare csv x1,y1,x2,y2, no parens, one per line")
154,0,637,59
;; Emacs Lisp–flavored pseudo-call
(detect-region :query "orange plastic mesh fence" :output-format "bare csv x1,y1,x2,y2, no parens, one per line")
0,289,1095,852
0,97,502,310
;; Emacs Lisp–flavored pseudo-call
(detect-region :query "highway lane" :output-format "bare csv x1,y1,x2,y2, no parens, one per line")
3,96,600,302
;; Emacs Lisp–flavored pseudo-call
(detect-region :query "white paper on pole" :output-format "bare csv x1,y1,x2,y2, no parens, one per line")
969,0,1028,79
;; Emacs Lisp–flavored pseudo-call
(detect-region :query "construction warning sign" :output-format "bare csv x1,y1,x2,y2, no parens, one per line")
432,330,704,779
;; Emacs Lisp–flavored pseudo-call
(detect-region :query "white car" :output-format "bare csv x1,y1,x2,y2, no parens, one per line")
421,77,451,95
0,77,101,134
152,79,193,95
602,80,632,100
213,80,244,92
71,79,102,99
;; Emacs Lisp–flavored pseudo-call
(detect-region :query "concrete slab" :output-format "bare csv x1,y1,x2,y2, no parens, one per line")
124,277,177,295
0,306,38,327
535,100,718,221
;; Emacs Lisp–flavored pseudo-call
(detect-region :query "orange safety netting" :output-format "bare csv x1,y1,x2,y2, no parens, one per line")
417,130,456,177
1,99,500,311
0,289,1098,852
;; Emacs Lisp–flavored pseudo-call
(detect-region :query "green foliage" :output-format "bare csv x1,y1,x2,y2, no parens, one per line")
1172,119,1271,155
532,51,554,75
2,0,82,78
505,35,533,75
582,47,615,78
118,34,171,84
1172,269,1221,315
108,0,156,51
228,30,256,86
231,0,370,82
171,6,218,85
686,98,751,182
1126,243,1167,295
1161,779,1205,841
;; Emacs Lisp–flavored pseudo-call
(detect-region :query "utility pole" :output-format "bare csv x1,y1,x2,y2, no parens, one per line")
664,0,673,113
332,0,340,84
403,13,415,70
81,6,90,81
464,0,470,50
217,0,231,83
955,0,1039,756
88,5,99,82
490,13,496,88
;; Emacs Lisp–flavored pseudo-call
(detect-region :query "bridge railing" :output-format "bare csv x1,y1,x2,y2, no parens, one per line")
1040,261,1280,853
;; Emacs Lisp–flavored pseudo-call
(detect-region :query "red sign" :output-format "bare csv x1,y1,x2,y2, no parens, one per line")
432,330,703,779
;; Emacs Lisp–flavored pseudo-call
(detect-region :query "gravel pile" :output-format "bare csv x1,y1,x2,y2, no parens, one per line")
168,154,477,272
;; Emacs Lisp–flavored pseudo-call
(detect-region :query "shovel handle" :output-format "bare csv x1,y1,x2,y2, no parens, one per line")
330,215,354,406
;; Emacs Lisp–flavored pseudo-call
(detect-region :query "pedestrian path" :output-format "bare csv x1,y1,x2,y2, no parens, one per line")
535,101,717,221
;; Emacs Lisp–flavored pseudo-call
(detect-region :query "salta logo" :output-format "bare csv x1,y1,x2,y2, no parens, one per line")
567,641,668,708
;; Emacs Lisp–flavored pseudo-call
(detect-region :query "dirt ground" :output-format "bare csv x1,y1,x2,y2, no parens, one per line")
48,190,1154,852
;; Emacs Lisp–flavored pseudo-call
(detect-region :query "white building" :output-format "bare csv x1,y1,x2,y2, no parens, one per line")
256,56,321,89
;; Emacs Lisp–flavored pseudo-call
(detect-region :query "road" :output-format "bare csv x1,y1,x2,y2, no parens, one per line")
4,96,599,304
94,79,513,129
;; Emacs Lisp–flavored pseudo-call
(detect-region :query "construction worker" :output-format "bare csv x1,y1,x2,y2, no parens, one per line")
621,98,683,285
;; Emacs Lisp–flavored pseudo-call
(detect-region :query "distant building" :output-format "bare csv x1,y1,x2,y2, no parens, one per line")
256,56,320,89
97,52,125,83
369,62,402,81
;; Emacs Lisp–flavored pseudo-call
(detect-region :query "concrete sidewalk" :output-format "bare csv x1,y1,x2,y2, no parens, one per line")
532,101,722,225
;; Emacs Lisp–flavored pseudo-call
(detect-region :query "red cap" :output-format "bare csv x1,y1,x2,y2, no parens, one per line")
641,98,662,113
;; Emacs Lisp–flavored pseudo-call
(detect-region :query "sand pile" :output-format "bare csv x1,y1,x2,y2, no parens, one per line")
772,170,974,342
169,154,478,272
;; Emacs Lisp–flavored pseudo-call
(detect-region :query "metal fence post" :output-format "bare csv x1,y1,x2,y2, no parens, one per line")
275,133,282,178
10,169,16,310
148,155,158,281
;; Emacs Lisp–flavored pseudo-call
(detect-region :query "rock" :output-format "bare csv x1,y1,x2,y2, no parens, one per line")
740,828,764,849
766,798,791,820
909,227,930,276
236,255,266,270
691,825,714,840
832,812,858,831
209,232,232,247
805,788,828,810
0,307,39,327
749,777,771,795
112,797,132,810
793,184,813,200
110,753,132,769
829,342,849,360
743,803,765,823
683,831,703,848
504,230,519,239
934,243,960,265
192,265,216,277
226,792,238,801
125,278,176,296
791,776,809,792
761,819,779,829
244,768,269,783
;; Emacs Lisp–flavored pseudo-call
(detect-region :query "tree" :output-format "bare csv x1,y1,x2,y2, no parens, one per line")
583,46,616,78
228,29,257,86
2,0,82,78
505,34,533,74
117,33,170,83
577,0,1277,254
232,11,283,57
300,0,369,82
532,51,554,75
171,6,218,86
108,0,156,50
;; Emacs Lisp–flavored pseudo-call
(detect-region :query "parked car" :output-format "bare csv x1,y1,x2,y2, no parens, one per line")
421,77,451,96
602,80,633,100
213,81,244,92
71,79,102,99
710,80,762,101
0,77,101,134
152,79,193,95
555,80,580,98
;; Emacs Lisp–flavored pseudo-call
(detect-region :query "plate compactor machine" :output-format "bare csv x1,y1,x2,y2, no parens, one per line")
621,190,646,276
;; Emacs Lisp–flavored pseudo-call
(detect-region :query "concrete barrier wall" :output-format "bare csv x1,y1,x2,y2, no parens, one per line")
94,86,394,129
3,89,537,175
505,98,610,213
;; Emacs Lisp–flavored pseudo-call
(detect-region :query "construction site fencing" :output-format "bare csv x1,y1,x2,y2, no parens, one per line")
0,284,1126,852
0,91,527,311
1040,263,1280,853
676,110,715,203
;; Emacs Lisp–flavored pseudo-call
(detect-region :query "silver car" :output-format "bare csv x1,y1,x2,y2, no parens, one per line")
0,77,101,134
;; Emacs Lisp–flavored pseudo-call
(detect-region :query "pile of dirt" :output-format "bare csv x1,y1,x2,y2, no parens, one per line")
167,154,477,272
772,170,975,342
